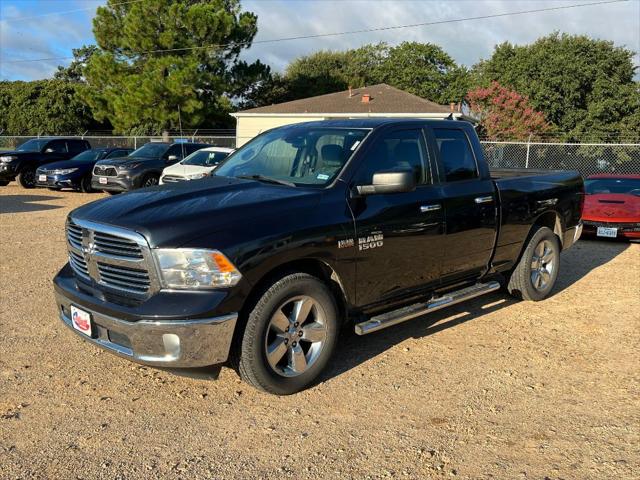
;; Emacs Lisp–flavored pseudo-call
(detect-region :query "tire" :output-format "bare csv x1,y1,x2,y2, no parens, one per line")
79,175,93,193
18,167,36,189
234,273,339,395
0,181,9,186
141,174,159,188
507,226,560,301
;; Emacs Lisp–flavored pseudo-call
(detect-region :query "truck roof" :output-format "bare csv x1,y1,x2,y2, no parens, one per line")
276,118,474,130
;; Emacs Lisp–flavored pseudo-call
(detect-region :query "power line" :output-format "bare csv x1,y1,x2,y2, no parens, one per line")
0,0,629,65
0,0,146,22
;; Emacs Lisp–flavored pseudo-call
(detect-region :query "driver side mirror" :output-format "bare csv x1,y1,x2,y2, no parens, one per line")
356,169,416,196
167,155,179,163
44,148,54,154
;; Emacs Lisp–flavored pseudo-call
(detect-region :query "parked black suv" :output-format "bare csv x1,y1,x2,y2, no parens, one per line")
0,138,92,188
92,142,211,193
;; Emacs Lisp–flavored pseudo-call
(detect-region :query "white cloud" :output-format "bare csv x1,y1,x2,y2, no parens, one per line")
1,0,638,80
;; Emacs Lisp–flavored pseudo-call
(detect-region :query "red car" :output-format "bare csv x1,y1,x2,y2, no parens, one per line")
582,174,640,240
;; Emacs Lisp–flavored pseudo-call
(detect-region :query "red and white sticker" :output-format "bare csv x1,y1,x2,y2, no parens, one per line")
71,305,92,336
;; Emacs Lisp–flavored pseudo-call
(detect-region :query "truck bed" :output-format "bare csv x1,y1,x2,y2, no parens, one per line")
490,167,571,180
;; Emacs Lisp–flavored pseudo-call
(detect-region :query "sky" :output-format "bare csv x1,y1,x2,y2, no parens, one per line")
0,0,639,81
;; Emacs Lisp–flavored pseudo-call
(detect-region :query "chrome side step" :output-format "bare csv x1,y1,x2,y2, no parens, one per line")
354,281,501,335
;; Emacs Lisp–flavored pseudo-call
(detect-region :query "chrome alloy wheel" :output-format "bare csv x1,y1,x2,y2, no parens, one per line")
530,239,555,291
264,295,328,377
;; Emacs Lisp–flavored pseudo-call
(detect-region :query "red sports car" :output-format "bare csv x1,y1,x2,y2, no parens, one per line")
582,174,640,240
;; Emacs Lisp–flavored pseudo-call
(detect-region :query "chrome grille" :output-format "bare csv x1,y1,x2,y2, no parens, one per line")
97,263,150,294
93,165,117,177
66,222,83,249
93,231,143,259
65,218,158,298
69,249,90,278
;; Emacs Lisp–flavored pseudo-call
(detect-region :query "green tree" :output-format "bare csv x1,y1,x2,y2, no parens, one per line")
472,33,639,141
54,45,98,83
83,0,268,133
245,42,468,108
0,80,105,135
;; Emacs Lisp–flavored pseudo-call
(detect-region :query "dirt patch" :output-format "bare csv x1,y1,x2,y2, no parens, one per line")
1,183,638,479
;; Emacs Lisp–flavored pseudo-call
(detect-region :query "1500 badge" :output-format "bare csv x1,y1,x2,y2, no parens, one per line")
358,233,384,251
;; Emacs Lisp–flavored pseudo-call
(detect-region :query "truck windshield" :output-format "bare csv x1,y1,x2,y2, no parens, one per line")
214,127,369,186
16,139,49,152
182,150,230,167
130,143,169,158
585,178,640,195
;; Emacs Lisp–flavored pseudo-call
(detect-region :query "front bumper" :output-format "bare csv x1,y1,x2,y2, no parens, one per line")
91,173,138,192
54,270,238,368
0,164,17,181
36,173,81,189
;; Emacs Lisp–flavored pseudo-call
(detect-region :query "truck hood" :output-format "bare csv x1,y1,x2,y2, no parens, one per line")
70,175,323,247
583,193,640,221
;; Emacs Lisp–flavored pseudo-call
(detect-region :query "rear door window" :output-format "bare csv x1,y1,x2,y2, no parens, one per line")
433,129,478,182
68,140,87,155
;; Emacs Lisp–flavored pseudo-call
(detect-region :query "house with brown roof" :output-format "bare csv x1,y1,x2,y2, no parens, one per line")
232,83,475,146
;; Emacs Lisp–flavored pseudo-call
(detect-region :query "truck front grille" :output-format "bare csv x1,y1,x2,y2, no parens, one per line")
93,165,117,177
65,219,159,298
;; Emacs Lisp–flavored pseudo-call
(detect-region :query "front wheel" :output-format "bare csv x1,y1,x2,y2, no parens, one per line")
141,174,159,188
507,226,560,301
18,167,36,188
80,175,93,193
235,273,339,395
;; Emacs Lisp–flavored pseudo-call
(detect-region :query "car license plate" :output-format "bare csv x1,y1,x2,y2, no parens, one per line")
71,305,92,337
38,174,47,182
597,226,617,238
99,177,108,184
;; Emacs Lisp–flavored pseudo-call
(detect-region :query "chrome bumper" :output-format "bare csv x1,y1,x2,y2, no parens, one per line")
55,290,237,368
563,221,583,250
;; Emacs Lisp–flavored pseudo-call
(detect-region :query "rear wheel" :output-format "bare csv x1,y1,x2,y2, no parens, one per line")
507,226,560,301
234,273,339,395
18,167,36,188
79,175,93,193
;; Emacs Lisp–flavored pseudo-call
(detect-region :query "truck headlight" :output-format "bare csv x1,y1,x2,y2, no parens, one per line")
153,249,242,289
0,155,17,163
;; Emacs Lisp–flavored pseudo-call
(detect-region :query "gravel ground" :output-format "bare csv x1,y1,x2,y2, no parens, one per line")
1,184,639,480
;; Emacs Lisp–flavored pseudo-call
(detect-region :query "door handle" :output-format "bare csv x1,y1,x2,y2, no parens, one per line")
420,204,442,213
474,196,494,204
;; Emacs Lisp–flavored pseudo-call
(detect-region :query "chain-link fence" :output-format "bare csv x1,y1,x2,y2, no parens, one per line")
0,135,236,151
481,141,640,177
2,135,639,178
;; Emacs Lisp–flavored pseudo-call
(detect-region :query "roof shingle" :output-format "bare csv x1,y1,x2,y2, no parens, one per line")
237,83,452,115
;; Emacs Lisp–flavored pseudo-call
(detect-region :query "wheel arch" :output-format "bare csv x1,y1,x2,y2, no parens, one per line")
531,210,564,248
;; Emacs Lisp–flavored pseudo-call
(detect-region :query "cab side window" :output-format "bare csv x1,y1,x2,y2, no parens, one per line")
358,129,429,185
165,144,185,160
68,140,87,155
433,128,478,182
46,140,68,154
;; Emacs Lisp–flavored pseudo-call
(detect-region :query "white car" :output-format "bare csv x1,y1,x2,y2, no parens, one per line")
159,147,234,184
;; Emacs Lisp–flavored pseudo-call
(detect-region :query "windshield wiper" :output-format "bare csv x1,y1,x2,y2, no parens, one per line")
237,174,296,187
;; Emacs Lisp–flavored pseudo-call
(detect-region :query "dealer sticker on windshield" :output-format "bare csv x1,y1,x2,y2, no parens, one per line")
597,227,617,238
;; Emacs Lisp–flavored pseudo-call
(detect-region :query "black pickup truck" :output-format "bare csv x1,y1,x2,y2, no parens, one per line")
0,138,92,188
54,119,583,395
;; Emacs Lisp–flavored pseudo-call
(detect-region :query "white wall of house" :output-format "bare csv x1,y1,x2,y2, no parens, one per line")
232,112,468,147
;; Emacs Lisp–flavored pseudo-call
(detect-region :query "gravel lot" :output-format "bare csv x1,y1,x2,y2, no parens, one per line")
1,184,638,480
